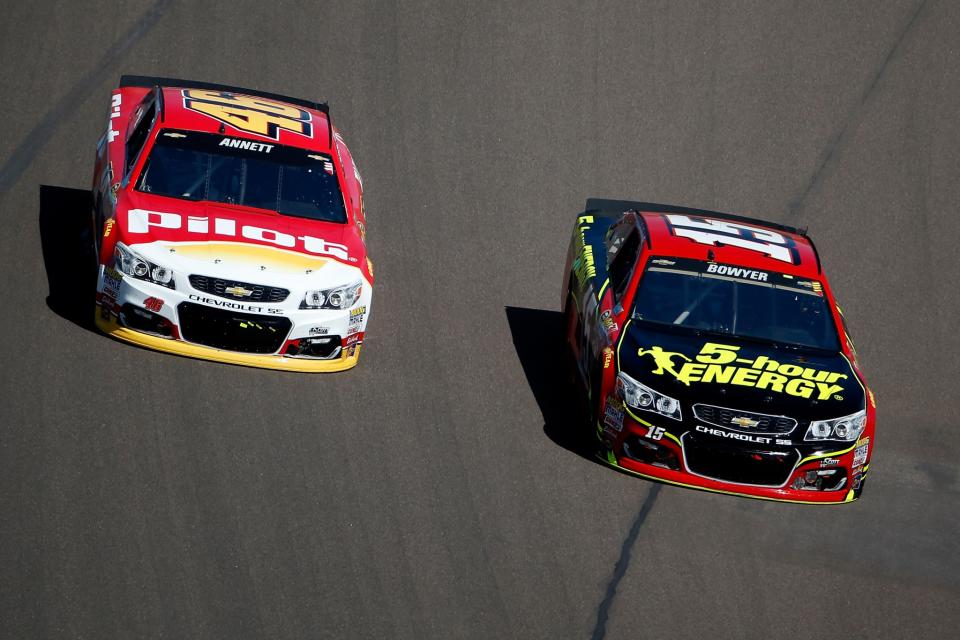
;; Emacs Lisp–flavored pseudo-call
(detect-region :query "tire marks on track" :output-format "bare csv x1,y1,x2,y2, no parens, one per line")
590,484,661,640
788,0,929,216
0,0,172,194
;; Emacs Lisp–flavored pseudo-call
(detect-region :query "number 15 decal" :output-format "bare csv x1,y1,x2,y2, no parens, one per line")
664,214,797,264
182,89,313,140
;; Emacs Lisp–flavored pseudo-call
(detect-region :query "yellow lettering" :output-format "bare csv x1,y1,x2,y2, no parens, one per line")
756,371,788,392
696,343,740,364
752,355,780,371
676,363,706,383
732,368,760,385
800,368,831,382
778,364,804,377
826,372,847,384
701,365,735,383
815,383,844,400
784,378,814,398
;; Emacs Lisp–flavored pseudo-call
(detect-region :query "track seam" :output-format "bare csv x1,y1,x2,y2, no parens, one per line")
0,0,173,194
788,0,929,216
590,484,661,640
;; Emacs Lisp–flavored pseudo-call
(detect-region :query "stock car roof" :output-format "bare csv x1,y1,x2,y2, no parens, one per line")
158,87,333,152
120,76,335,153
638,209,823,279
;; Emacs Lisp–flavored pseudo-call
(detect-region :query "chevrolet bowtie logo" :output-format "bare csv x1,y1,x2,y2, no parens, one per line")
730,416,760,428
224,285,254,297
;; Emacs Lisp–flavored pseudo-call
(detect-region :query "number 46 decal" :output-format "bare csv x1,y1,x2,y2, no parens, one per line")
183,89,313,140
664,214,797,264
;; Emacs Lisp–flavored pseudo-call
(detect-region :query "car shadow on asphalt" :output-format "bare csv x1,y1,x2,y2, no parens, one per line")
505,306,604,468
38,185,98,333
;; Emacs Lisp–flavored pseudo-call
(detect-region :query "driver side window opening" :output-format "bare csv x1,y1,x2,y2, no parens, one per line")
125,100,156,177
609,229,641,302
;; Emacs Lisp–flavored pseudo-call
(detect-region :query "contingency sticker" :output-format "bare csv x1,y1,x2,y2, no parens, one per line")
852,438,870,467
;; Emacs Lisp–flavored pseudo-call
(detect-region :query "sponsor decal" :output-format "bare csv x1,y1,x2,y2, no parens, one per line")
107,93,121,143
705,263,768,281
144,297,164,312
820,457,839,467
852,472,864,490
602,347,614,369
651,258,675,266
696,424,773,444
218,137,274,153
188,293,283,315
182,89,313,140
366,257,374,279
571,215,596,287
103,218,115,238
600,309,618,337
308,326,329,335
852,438,870,467
603,397,624,432
348,305,367,328
126,209,351,261
637,342,847,401
347,325,359,336
102,267,123,299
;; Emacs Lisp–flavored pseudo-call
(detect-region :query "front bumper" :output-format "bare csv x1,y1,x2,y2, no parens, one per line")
599,407,870,505
96,313,361,372
95,266,368,372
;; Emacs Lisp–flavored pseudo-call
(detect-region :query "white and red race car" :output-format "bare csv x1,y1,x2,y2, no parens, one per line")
91,76,372,372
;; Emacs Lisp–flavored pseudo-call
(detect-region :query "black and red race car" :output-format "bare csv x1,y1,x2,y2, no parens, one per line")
562,200,875,504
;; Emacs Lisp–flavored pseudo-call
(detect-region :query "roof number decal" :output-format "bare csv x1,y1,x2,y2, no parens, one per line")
182,89,313,140
664,214,796,264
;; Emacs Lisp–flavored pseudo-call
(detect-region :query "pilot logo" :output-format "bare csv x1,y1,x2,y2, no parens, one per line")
638,342,847,400
637,347,692,385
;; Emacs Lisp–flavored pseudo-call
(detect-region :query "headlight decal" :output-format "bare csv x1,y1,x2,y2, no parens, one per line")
114,243,176,289
617,371,682,421
804,409,867,442
302,280,363,310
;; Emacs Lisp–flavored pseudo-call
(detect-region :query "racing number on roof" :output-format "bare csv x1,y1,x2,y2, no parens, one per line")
182,89,313,140
664,214,796,264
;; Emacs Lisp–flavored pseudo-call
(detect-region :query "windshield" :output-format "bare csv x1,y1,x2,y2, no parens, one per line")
631,257,840,351
136,129,347,223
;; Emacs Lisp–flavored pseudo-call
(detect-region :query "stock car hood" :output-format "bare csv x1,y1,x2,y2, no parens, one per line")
619,323,864,422
113,194,366,288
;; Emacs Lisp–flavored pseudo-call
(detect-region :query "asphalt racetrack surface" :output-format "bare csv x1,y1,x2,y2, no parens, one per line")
2,2,958,638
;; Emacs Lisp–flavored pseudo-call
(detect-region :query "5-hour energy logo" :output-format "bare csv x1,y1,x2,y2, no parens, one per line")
182,89,313,140
638,342,847,400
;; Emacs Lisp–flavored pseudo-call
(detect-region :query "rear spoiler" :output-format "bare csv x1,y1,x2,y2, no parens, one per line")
584,198,807,237
119,75,329,115
584,198,821,273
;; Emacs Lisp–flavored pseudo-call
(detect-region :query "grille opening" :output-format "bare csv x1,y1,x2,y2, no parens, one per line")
119,303,174,338
682,434,798,486
693,404,797,434
177,302,290,353
285,336,342,360
189,274,290,303
622,436,680,470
